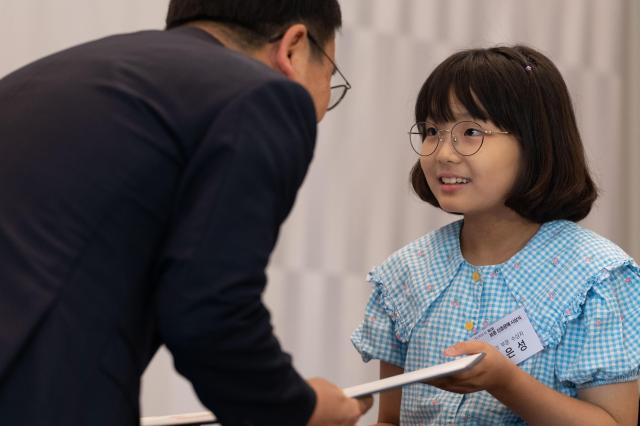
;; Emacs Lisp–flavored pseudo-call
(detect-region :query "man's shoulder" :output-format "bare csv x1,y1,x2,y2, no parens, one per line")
132,28,309,108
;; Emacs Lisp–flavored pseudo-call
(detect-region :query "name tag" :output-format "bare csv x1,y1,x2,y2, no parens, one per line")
471,307,544,365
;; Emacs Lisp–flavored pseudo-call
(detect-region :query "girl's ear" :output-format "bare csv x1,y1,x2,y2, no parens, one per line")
271,24,310,80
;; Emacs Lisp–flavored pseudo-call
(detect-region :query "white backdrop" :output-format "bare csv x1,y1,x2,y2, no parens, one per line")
1,0,638,424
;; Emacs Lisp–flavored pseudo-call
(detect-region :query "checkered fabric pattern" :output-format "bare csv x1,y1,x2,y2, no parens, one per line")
352,220,640,425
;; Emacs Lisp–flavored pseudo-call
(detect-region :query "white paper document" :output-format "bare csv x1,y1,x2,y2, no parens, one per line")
342,352,485,398
141,411,218,426
140,353,486,425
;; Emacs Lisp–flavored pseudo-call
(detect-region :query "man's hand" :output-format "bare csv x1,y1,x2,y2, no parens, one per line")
306,378,373,425
426,340,518,394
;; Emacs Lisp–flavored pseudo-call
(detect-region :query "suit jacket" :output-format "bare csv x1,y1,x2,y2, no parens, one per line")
0,26,317,425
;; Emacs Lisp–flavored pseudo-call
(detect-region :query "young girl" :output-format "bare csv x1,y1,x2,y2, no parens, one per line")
352,45,640,425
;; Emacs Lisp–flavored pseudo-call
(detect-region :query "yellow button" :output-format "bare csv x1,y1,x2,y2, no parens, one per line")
464,320,475,331
472,271,481,282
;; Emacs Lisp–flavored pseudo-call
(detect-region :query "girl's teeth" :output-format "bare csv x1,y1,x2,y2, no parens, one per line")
441,177,469,184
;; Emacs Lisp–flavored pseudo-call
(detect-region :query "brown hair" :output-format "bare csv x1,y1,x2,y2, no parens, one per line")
411,45,597,223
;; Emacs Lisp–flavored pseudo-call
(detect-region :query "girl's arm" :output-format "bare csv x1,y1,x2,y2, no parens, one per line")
372,361,403,426
435,341,638,426
494,366,638,426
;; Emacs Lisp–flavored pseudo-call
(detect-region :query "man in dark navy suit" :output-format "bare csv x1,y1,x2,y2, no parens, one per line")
0,1,371,424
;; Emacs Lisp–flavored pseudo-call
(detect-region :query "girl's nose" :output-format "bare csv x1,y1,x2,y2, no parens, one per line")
434,131,460,162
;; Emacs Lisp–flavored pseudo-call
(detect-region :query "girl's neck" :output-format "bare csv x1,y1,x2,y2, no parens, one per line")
460,212,541,266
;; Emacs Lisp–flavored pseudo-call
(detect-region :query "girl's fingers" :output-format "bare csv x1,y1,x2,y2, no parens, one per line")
444,340,488,356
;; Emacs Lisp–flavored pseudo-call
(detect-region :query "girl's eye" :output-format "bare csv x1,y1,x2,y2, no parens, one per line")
463,127,483,137
425,126,438,136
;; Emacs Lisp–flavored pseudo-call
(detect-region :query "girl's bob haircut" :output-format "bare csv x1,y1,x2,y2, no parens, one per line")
411,45,597,223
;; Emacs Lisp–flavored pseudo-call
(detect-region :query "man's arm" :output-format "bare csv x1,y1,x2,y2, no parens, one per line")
155,79,318,425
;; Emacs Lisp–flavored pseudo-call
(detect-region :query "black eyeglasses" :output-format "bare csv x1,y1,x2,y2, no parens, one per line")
306,34,351,111
268,32,351,111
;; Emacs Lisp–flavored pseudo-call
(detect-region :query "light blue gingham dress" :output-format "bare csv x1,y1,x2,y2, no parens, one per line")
352,220,640,425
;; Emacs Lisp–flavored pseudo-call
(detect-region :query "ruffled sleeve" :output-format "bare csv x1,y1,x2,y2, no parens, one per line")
351,256,416,367
351,283,409,367
352,222,463,368
555,262,640,388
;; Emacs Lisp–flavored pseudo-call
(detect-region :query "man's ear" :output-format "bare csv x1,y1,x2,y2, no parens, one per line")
271,24,310,79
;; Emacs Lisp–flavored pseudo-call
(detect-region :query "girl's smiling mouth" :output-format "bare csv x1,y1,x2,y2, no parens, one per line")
438,174,472,185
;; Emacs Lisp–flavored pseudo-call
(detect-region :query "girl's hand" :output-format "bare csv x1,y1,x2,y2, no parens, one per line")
426,340,519,394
